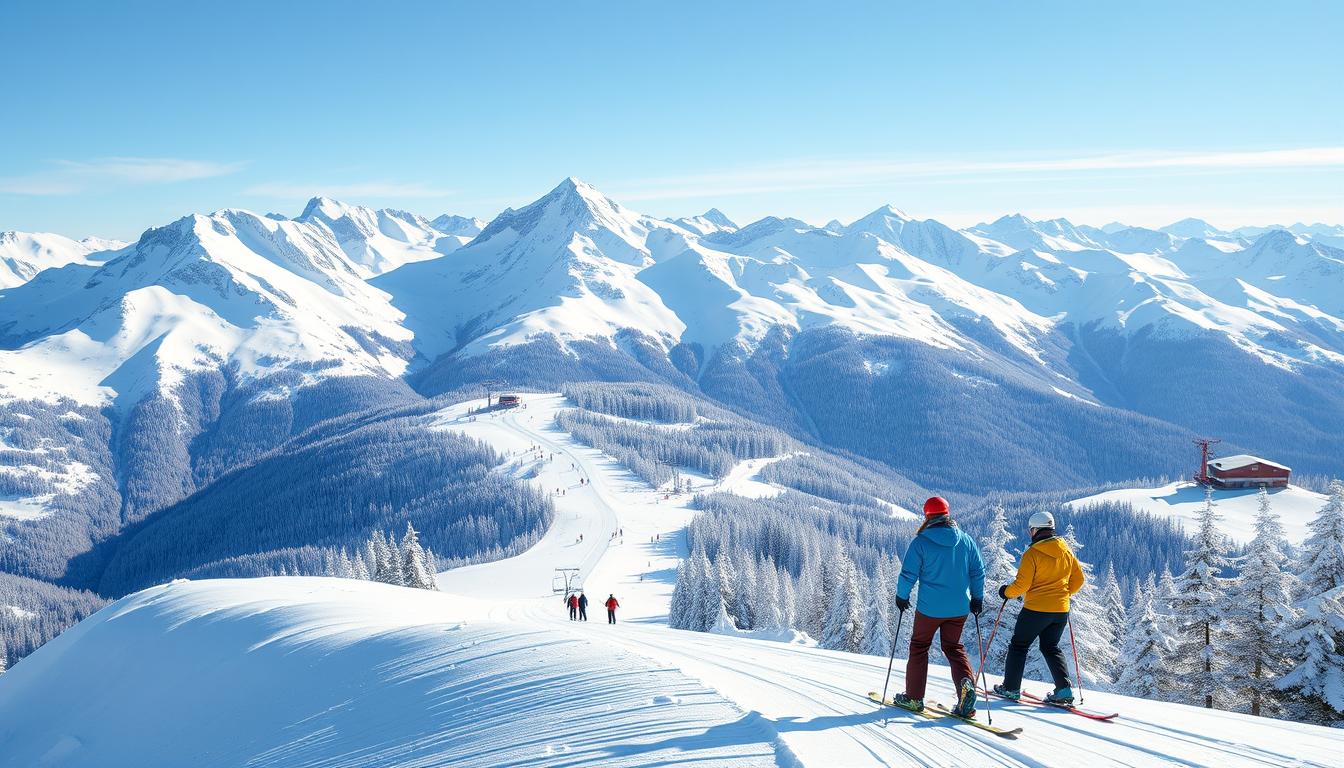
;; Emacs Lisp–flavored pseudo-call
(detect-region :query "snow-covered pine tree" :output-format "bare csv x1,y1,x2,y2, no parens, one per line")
977,504,1021,673
715,547,737,625
777,565,798,631
1155,567,1179,639
0,639,6,675
1100,562,1127,649
350,548,371,581
732,550,758,630
821,549,863,652
1028,524,1116,688
1297,479,1344,599
1115,581,1174,699
401,522,437,590
1171,488,1233,709
696,549,725,632
373,531,404,586
757,557,784,631
797,554,826,639
669,559,692,630
332,548,351,579
1277,587,1344,725
1227,489,1297,717
1278,479,1344,724
862,567,894,657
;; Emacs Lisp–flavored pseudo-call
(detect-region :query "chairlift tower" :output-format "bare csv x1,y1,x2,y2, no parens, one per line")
552,567,582,596
1192,437,1222,485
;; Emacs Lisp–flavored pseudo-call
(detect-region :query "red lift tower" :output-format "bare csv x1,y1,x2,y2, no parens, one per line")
1192,437,1222,485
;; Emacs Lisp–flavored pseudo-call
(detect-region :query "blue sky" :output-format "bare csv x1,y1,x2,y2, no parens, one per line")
2,0,1341,239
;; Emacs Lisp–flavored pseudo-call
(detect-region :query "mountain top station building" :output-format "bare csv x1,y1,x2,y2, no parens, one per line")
1205,454,1292,489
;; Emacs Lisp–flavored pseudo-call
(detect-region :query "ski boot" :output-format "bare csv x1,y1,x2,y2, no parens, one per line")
991,684,1021,701
951,677,977,719
1045,687,1075,706
892,694,924,712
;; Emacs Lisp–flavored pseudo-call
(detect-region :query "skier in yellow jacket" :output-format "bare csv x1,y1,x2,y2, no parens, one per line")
992,511,1084,705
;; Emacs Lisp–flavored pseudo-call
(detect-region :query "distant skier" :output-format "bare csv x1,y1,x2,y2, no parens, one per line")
992,510,1084,705
892,496,986,718
605,594,620,624
578,592,589,621
567,592,579,621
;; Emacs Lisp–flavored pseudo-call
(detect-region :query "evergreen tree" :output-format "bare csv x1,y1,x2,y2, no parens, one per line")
1277,587,1344,725
350,548,371,581
1278,479,1344,724
1100,562,1127,649
1155,567,1179,639
756,557,784,631
400,522,438,590
777,566,798,631
821,549,863,652
1171,488,1233,708
669,559,693,630
1298,480,1344,598
732,550,759,630
1227,489,1297,716
695,549,724,633
373,531,403,586
1115,582,1174,699
977,505,1021,672
862,568,894,657
715,547,738,625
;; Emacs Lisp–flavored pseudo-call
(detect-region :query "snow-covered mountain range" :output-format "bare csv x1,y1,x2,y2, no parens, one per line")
3,179,1343,582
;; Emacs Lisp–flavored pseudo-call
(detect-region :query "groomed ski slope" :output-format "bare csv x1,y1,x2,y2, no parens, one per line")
1,394,1340,767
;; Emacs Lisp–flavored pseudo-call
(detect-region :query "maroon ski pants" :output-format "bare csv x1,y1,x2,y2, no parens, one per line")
904,611,974,700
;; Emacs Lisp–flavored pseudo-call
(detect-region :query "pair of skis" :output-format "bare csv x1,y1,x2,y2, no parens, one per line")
867,691,1023,739
985,687,1119,721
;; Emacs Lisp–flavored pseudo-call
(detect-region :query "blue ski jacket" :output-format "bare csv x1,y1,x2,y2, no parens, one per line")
896,518,986,619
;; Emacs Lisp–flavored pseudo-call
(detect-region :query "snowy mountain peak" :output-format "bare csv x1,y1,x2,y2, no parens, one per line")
700,208,736,229
429,213,486,238
0,231,112,289
669,208,739,235
1160,217,1225,240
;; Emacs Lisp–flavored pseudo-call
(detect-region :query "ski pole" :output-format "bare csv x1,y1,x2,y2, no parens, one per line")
974,600,1007,695
973,609,992,725
1067,615,1084,705
880,607,907,706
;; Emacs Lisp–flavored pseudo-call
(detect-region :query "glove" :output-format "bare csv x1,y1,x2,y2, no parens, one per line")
998,585,1009,601
970,597,984,616
894,595,911,613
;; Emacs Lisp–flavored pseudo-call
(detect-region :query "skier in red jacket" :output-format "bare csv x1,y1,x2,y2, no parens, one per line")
605,594,620,624
566,592,579,620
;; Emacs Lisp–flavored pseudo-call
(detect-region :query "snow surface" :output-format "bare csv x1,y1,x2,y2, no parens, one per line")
4,394,1341,767
1066,481,1329,545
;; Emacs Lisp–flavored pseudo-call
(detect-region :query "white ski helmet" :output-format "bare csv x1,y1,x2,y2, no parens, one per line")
1028,511,1055,529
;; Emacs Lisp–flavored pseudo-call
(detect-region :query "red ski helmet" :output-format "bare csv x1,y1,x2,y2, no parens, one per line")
923,496,950,517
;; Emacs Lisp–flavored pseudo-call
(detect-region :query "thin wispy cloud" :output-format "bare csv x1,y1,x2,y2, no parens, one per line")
610,147,1344,202
245,181,453,200
0,157,243,195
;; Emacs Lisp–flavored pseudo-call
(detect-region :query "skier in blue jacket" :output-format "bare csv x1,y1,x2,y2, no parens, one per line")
892,496,986,718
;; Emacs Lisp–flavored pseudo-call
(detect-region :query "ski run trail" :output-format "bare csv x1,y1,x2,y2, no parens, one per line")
1,394,1340,767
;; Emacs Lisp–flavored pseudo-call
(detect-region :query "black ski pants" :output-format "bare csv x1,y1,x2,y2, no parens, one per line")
579,605,587,621
607,609,616,624
1002,608,1071,691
